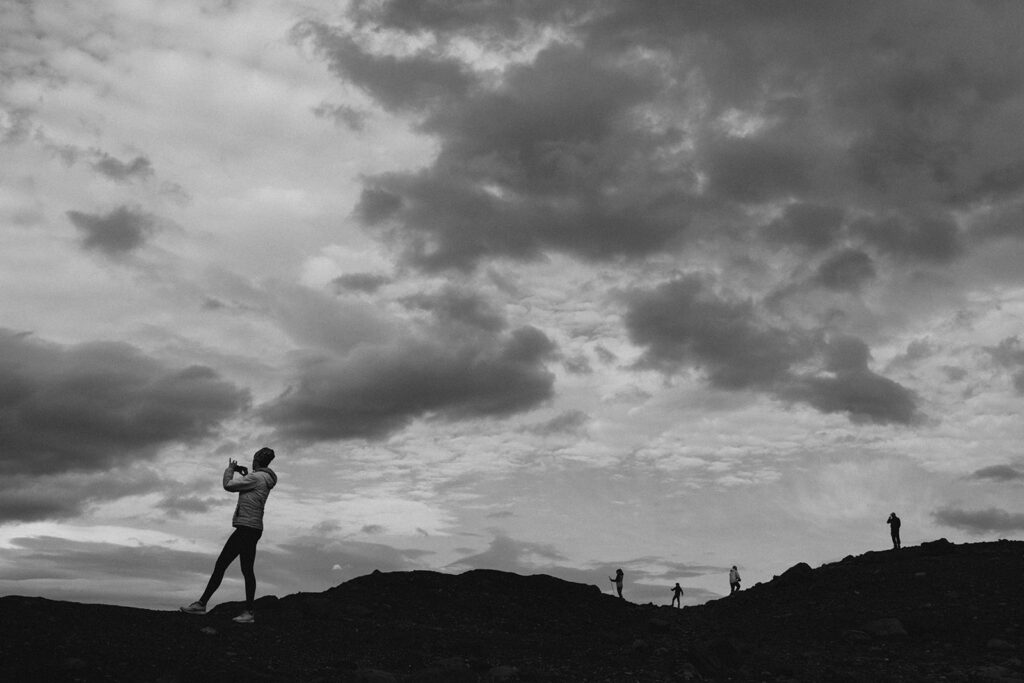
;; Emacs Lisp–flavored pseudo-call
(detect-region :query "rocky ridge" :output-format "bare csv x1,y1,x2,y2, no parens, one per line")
0,539,1021,681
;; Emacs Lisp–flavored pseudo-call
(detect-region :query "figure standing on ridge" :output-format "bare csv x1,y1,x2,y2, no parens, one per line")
887,511,901,550
181,447,278,624
609,568,624,599
729,565,741,594
670,582,684,608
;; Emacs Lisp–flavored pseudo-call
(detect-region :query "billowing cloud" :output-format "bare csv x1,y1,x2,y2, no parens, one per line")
259,326,556,442
624,276,812,389
933,506,1024,534
0,329,250,477
319,33,685,270
623,279,919,424
301,1,1024,273
66,205,158,255
784,335,920,425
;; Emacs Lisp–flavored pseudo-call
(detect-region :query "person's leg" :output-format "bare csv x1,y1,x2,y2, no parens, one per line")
199,528,245,605
237,527,263,612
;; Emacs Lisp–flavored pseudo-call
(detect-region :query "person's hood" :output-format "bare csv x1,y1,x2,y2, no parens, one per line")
254,467,277,488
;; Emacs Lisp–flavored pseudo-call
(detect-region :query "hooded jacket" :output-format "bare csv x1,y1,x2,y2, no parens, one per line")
729,567,741,584
223,466,278,530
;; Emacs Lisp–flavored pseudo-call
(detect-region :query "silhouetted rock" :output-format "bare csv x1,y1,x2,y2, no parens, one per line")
773,561,814,586
0,540,1022,681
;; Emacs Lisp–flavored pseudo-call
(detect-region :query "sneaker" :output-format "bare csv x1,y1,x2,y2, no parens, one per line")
232,611,254,624
179,601,206,615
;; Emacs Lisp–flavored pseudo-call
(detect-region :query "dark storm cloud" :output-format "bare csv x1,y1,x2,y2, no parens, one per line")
784,370,919,426
66,205,157,255
304,2,1024,273
259,326,556,442
970,465,1024,482
0,467,166,523
814,249,876,292
850,214,964,263
933,506,1024,535
400,286,506,332
0,330,250,477
91,152,154,182
624,276,811,390
316,22,689,270
783,335,920,425
623,278,920,424
765,203,845,252
0,484,83,521
700,134,813,204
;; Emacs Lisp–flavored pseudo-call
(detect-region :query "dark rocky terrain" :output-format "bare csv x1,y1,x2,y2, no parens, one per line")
1,539,1021,682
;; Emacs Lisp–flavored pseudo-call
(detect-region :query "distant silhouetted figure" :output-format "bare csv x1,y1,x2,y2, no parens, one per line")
887,512,901,550
729,566,741,594
670,582,684,608
609,568,624,599
181,447,278,623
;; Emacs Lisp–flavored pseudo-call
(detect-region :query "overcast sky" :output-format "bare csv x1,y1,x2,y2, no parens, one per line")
3,0,1024,610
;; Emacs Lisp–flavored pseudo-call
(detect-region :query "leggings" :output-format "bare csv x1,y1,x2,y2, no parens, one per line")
200,526,263,609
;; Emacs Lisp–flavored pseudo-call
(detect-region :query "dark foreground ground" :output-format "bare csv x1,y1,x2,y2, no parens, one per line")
1,539,1021,682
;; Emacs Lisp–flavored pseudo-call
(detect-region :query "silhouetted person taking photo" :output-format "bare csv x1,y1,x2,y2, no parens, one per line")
670,582,684,608
887,512,901,550
181,447,278,623
729,566,741,594
609,568,624,599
